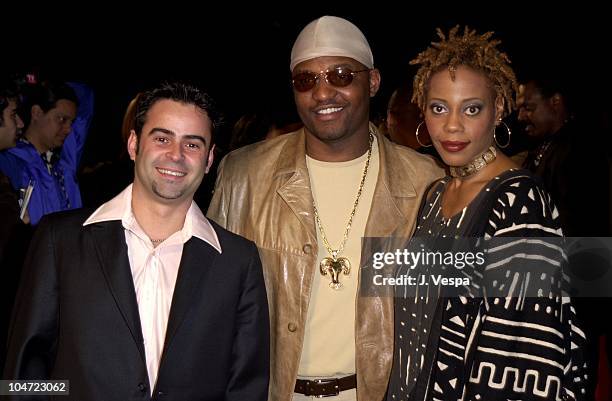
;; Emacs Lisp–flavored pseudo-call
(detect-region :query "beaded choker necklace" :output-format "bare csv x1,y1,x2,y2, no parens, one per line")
449,146,497,178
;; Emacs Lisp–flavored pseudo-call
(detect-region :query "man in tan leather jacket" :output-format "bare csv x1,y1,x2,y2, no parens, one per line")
208,16,443,401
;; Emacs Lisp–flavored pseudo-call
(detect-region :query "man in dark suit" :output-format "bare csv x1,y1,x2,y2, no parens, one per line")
2,81,270,401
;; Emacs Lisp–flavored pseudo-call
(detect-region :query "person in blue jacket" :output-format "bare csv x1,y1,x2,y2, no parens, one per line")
0,79,94,225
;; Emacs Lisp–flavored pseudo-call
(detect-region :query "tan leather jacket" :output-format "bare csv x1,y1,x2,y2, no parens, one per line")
207,127,444,401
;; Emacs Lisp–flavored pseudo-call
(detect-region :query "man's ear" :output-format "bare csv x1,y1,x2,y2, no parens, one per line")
205,144,216,174
30,105,44,121
369,68,381,97
550,93,568,117
127,130,138,160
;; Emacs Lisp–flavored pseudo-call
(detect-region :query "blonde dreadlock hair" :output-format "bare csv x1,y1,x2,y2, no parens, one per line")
411,26,518,118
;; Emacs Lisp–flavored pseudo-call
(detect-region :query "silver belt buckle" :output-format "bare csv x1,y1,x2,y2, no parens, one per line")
313,378,339,398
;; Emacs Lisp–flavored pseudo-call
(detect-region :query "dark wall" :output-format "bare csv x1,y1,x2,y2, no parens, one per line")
3,6,610,164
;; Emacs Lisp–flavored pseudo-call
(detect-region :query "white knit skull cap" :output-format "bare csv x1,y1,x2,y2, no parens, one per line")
290,16,374,71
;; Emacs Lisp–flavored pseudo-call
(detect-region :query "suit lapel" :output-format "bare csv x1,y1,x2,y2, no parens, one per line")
90,221,219,386
89,221,145,361
276,172,317,241
275,129,317,241
161,238,218,356
365,132,418,238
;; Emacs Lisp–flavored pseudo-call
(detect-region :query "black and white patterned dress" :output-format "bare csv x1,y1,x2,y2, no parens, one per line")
387,169,588,401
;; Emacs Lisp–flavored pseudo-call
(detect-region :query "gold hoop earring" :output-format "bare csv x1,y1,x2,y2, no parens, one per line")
415,121,432,148
494,121,511,149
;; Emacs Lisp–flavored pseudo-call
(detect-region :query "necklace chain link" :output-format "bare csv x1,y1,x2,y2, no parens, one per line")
312,132,374,260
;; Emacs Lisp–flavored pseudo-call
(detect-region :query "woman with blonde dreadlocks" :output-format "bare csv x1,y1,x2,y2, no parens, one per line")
385,27,587,401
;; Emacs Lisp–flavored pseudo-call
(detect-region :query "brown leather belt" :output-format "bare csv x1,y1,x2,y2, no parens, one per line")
294,374,357,397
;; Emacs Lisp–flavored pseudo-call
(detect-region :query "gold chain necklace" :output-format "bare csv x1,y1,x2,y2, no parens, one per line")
449,146,497,178
313,132,373,290
533,140,552,167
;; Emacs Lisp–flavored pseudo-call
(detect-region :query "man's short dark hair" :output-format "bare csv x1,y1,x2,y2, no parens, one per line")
134,81,222,143
18,81,78,128
0,80,19,126
520,66,576,114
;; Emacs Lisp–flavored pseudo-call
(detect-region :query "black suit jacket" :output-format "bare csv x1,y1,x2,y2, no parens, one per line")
2,209,269,401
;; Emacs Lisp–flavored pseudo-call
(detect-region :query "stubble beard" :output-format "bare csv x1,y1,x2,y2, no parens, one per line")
307,121,349,144
152,181,185,200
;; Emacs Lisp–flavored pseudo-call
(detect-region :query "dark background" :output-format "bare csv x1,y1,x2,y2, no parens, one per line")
3,5,610,166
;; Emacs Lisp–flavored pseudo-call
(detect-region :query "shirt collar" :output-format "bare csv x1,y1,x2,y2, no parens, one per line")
83,184,222,253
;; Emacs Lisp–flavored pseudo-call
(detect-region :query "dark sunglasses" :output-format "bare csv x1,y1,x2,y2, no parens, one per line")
292,67,370,92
